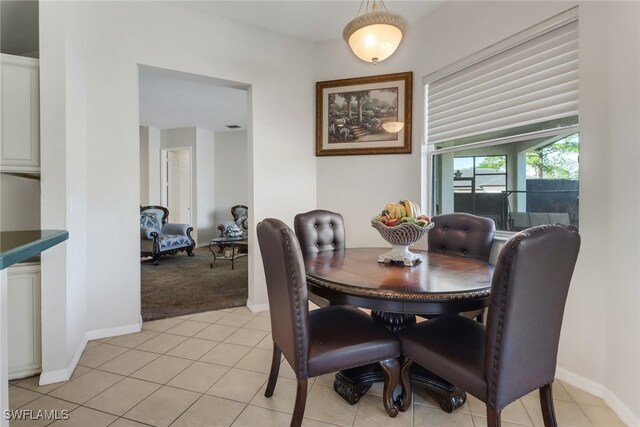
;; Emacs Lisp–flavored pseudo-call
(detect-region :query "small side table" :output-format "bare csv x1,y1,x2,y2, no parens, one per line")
208,237,248,270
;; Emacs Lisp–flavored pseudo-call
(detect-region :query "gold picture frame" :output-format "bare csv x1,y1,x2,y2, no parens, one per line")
316,72,412,156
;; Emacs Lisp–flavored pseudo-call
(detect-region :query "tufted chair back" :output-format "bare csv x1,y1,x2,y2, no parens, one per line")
484,225,580,409
294,210,346,256
428,213,495,261
257,218,311,378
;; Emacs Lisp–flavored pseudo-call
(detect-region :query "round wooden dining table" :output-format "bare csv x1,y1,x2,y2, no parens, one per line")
304,247,494,413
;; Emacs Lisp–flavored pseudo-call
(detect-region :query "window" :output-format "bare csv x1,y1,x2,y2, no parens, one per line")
431,132,579,232
425,8,579,233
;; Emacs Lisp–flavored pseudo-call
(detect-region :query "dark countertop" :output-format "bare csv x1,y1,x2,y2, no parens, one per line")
0,230,69,270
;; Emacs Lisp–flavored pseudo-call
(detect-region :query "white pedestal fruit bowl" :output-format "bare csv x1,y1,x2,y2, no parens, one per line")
371,220,434,266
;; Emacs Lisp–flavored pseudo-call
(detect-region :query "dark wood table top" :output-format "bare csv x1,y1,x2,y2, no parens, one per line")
304,248,494,315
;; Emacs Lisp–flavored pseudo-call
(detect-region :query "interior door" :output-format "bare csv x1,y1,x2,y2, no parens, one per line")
167,149,191,224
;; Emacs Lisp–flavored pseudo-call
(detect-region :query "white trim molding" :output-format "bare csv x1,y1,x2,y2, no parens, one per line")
39,321,141,386
556,366,639,427
246,299,268,313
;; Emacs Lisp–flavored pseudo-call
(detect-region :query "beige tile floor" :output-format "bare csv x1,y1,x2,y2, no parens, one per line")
8,306,626,427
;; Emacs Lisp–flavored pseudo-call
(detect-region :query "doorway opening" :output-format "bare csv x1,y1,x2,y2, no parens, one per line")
138,65,250,321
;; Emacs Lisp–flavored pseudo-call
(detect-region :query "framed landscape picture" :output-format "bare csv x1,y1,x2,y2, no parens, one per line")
316,72,412,156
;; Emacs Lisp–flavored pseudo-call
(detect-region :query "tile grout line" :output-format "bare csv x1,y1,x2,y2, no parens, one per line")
92,324,270,424
10,307,618,427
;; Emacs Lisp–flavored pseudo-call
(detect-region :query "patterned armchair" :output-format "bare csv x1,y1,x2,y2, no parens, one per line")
216,205,248,254
217,205,248,239
140,205,195,265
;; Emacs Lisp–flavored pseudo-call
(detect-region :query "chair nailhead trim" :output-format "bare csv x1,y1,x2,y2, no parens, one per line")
275,220,306,378
489,225,550,406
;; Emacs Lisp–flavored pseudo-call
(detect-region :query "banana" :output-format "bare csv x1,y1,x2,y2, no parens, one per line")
383,202,416,219
404,199,422,218
404,199,413,218
389,205,397,219
403,199,414,218
384,203,396,219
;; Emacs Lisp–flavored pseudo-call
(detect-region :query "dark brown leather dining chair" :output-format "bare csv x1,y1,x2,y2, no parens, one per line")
294,210,346,307
294,209,346,255
428,212,495,261
428,212,496,321
397,224,581,427
257,218,401,427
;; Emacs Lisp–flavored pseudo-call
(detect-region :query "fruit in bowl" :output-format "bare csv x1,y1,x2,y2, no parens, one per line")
372,199,433,266
372,199,431,228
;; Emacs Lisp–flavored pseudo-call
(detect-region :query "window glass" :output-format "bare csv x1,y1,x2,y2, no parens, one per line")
431,133,579,232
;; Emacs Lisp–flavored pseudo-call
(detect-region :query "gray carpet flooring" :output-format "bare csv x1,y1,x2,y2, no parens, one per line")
141,247,248,321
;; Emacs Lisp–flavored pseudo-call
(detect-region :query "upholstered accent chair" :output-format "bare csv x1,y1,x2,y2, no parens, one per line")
257,218,401,426
294,209,346,255
397,225,581,427
217,205,248,238
140,205,195,265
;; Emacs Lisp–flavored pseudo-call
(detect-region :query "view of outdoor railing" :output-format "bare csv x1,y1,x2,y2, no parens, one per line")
502,189,579,231
452,188,579,232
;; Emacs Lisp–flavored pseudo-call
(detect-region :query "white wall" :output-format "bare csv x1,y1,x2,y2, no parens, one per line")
156,126,218,244
39,1,89,383
196,127,216,244
144,126,218,244
314,28,420,249
160,127,199,240
139,126,149,206
0,175,40,231
148,127,161,205
314,1,639,423
38,0,316,382
601,1,640,420
214,130,248,227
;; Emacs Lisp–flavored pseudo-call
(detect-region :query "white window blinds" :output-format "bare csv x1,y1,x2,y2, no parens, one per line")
426,9,578,146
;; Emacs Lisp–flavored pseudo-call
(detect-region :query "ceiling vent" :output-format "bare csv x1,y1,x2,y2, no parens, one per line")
226,125,241,129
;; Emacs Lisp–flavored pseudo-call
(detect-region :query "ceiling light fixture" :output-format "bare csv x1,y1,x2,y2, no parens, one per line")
343,0,406,64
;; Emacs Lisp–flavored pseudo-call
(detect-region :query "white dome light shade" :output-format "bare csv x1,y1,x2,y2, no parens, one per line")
382,121,405,133
343,11,405,64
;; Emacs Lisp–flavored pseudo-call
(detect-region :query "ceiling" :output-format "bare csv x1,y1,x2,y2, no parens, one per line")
181,1,444,42
3,1,444,132
138,66,248,133
141,1,444,132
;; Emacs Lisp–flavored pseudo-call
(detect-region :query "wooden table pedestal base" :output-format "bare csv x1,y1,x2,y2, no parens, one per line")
332,311,467,413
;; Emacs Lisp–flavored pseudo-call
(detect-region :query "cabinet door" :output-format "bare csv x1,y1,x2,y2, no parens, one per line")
7,264,41,379
1,55,40,172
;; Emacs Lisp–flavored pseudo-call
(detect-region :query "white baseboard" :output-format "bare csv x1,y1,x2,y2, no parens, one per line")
247,299,269,313
39,321,142,386
602,387,639,427
39,336,87,385
556,366,639,427
556,366,604,396
84,322,142,342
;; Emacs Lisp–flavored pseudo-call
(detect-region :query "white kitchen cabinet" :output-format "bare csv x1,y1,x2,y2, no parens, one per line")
1,54,40,173
7,263,41,379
